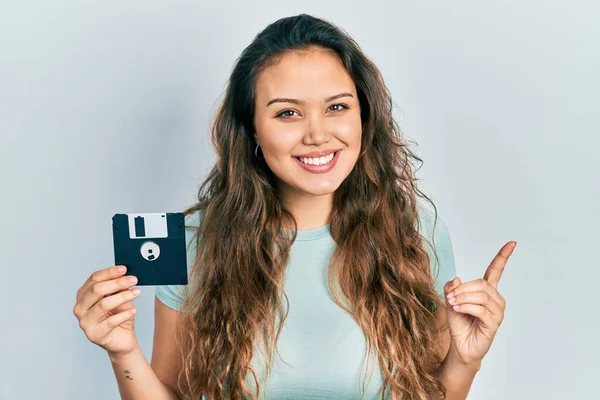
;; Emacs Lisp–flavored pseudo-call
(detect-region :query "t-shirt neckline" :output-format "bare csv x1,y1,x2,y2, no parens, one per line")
284,223,331,241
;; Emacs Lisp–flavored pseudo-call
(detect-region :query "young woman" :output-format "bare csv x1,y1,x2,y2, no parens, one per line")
73,14,516,400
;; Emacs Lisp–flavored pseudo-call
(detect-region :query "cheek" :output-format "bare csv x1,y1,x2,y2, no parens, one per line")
329,117,362,144
265,134,299,160
256,120,299,157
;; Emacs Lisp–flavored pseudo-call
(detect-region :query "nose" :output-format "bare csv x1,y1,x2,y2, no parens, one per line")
303,114,331,146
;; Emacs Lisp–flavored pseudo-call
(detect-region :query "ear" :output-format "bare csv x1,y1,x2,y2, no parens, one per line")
254,133,259,145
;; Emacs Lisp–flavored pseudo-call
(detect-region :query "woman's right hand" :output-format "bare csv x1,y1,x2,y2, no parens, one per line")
73,265,142,358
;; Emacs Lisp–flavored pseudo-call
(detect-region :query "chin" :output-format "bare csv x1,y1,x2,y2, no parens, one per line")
298,181,341,196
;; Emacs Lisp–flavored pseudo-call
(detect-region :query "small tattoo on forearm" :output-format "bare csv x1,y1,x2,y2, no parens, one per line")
124,369,133,380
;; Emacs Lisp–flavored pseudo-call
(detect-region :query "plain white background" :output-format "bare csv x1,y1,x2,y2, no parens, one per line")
1,1,598,399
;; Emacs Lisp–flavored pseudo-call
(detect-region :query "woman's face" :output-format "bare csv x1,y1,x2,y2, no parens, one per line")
253,47,362,201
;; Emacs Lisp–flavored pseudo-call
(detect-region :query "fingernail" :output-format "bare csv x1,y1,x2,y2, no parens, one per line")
128,276,137,284
448,296,456,304
453,305,461,311
117,266,126,273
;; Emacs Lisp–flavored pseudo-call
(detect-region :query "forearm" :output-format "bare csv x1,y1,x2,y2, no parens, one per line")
109,345,180,400
436,348,481,400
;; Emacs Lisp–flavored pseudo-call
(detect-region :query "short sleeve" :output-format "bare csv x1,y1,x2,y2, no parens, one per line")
417,204,457,297
154,209,203,311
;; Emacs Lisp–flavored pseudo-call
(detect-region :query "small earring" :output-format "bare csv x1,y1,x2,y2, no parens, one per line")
255,144,264,160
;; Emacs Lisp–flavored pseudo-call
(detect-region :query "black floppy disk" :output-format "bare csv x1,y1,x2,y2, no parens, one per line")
112,212,188,286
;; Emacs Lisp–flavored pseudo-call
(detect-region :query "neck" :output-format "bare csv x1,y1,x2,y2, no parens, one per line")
279,186,334,231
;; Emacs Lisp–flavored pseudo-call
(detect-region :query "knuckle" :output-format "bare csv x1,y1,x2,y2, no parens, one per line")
89,271,99,283
97,299,109,312
90,283,102,296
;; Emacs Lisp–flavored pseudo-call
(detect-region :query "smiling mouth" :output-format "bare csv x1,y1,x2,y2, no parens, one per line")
294,151,339,165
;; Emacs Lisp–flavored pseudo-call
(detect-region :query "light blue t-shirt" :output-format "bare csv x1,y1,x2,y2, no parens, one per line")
155,204,456,400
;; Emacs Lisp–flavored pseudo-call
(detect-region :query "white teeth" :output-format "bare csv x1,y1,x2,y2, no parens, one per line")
298,152,335,165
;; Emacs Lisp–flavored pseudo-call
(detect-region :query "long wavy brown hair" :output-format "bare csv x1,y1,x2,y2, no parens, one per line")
172,13,449,400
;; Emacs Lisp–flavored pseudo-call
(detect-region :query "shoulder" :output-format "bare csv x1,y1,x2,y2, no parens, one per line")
183,207,205,271
184,207,203,229
416,202,457,296
182,208,204,253
416,202,449,241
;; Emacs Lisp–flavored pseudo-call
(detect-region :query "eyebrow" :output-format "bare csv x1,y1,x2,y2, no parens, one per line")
266,92,354,107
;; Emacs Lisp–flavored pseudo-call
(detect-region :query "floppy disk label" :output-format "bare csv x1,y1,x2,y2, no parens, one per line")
128,213,168,239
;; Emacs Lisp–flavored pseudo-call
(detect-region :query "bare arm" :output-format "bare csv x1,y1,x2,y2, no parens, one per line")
73,265,184,399
150,296,187,399
108,297,185,399
436,346,481,400
109,344,180,400
434,304,480,400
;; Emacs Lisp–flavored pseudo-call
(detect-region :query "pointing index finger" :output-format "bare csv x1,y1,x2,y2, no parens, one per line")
484,241,517,289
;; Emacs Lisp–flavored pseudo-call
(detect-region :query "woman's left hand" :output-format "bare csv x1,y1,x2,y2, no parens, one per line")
443,241,517,367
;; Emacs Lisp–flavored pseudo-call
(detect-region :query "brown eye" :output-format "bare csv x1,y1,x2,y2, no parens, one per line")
329,103,349,112
276,110,298,118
